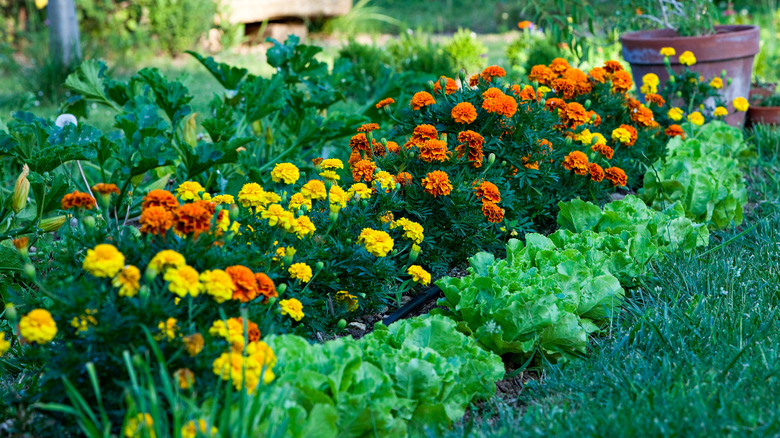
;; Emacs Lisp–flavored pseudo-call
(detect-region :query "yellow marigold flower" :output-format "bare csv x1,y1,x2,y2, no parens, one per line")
660,47,676,57
733,96,749,112
358,228,394,257
211,194,235,204
199,269,236,303
157,318,178,341
319,170,341,181
261,204,296,231
591,133,607,145
391,217,424,244
70,309,97,333
642,73,660,86
679,51,696,66
271,163,300,185
640,83,657,95
329,184,349,210
709,77,723,89
576,129,593,145
407,265,431,286
0,332,10,356
537,85,551,95
321,158,344,169
148,250,186,275
336,291,359,311
380,212,394,223
280,298,305,321
714,106,728,117
182,420,218,438
611,127,632,144
183,333,204,357
688,111,705,126
113,265,141,297
348,183,372,199
374,171,396,192
209,318,247,351
288,263,313,283
174,368,195,390
237,183,266,208
212,351,246,390
83,244,125,278
293,215,316,238
19,309,57,344
175,181,206,202
124,413,155,438
667,107,684,121
165,265,201,298
301,180,327,200
289,192,312,211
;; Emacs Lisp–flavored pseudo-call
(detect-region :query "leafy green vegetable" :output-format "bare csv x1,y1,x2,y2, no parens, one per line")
267,315,503,437
639,121,749,229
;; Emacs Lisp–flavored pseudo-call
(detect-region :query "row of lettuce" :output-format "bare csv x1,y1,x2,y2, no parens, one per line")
0,39,750,436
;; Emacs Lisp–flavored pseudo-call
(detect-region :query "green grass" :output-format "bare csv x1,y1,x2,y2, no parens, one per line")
440,126,780,437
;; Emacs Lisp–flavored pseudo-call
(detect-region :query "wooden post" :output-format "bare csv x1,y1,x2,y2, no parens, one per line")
48,0,81,68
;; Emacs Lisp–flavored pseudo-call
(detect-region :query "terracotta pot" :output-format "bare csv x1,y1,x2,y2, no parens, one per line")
621,25,760,127
747,106,780,126
749,86,775,105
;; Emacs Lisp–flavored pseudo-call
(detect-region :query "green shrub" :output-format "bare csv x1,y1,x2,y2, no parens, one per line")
443,28,487,74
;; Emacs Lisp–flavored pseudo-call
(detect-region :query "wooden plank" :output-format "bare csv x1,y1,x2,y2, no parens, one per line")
228,0,352,23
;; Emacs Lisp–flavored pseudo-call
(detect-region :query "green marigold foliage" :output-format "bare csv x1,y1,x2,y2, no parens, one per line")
640,121,749,229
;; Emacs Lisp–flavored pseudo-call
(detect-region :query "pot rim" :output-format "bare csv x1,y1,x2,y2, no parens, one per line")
620,25,760,64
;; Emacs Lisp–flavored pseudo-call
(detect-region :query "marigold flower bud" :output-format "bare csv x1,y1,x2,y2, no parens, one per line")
251,120,263,136
277,283,287,295
23,263,35,279
12,164,30,214
265,127,273,145
228,204,240,221
39,215,66,232
315,261,324,273
487,154,496,166
337,319,347,330
458,69,466,83
669,75,675,83
5,303,17,322
82,216,96,229
584,99,591,110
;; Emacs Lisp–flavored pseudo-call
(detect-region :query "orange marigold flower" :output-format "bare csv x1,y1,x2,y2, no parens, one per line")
349,133,371,156
173,203,213,237
255,273,277,302
225,265,259,303
421,171,453,197
626,97,642,111
469,74,480,87
518,20,533,29
589,67,607,83
588,163,605,182
587,110,602,127
193,200,216,215
371,139,387,158
611,70,634,93
395,172,413,187
631,105,658,128
664,124,685,139
456,130,485,167
348,150,362,167
645,93,666,107
481,65,507,82
92,183,120,195
549,57,570,75
61,191,96,210
357,123,380,133
538,139,553,154
411,91,436,110
352,159,377,182
515,85,536,102
544,97,566,113
140,205,174,236
433,76,459,95
552,78,577,99
563,68,588,83
418,139,451,163
563,151,589,175
592,143,614,160
497,94,518,117
522,156,539,169
603,60,624,74
386,141,400,153
604,167,628,187
376,97,395,109
473,180,501,203
528,65,556,85
481,200,505,223
143,190,180,212
405,124,438,149
561,102,589,128
619,124,638,146
452,102,477,124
